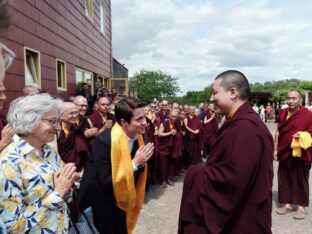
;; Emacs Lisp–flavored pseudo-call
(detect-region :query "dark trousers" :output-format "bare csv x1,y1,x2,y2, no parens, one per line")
278,157,311,206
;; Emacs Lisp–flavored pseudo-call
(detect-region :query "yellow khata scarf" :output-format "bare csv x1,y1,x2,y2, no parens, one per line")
61,121,69,137
291,131,312,157
111,123,147,234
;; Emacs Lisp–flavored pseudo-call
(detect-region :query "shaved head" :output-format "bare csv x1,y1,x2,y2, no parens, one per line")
73,95,87,104
215,70,250,101
62,102,78,124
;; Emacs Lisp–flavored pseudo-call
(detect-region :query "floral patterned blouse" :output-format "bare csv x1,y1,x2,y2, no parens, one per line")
0,134,69,233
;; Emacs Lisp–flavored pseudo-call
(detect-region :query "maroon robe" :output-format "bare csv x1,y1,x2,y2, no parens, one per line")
144,116,157,184
76,116,95,149
277,107,312,206
186,115,202,165
58,125,90,171
88,111,116,130
203,110,219,151
179,103,274,234
157,110,170,123
157,119,184,181
277,108,312,162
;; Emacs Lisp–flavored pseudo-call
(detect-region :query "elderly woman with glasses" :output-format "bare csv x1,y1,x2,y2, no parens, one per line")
0,94,80,233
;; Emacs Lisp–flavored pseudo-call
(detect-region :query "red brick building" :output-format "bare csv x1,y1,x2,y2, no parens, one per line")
1,0,112,113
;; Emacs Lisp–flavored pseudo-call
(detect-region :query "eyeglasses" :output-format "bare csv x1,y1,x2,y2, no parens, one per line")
41,118,60,128
75,103,88,108
0,42,16,71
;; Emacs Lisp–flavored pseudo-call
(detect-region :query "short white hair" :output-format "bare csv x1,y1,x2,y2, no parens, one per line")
7,94,63,135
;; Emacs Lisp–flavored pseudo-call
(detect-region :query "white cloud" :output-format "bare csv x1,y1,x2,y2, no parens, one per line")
112,0,312,95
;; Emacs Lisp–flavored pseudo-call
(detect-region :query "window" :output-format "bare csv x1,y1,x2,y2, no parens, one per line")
56,59,67,91
75,68,94,95
85,0,93,20
111,78,128,95
24,47,41,87
100,4,105,33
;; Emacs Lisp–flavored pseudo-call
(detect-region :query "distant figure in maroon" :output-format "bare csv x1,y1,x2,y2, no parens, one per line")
58,102,90,172
275,90,312,220
184,106,202,165
179,70,274,234
158,110,183,188
203,103,219,156
144,104,158,184
88,97,116,136
157,100,170,122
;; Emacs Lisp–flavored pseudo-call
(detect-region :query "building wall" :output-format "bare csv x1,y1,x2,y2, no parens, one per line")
1,0,112,113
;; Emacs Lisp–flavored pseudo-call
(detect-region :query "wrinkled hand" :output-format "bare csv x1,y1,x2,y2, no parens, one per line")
0,124,14,147
84,127,98,138
54,163,80,197
133,143,154,167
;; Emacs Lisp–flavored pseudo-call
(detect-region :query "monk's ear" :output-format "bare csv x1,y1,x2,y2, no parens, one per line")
229,87,239,99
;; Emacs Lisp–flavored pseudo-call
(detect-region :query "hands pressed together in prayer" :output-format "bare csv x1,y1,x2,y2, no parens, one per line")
105,120,113,129
171,129,177,136
84,127,98,138
54,163,80,197
133,142,154,167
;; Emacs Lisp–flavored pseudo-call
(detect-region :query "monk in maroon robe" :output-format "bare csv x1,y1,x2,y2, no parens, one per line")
158,110,183,187
58,102,90,172
73,96,98,149
179,70,273,234
156,100,170,122
203,103,219,156
275,90,312,219
88,97,116,136
184,106,202,165
144,105,158,185
178,110,188,170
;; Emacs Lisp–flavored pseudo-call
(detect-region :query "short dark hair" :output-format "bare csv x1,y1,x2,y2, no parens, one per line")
215,70,250,101
0,0,10,30
115,97,146,124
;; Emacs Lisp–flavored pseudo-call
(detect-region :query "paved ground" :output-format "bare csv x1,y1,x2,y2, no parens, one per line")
134,123,312,234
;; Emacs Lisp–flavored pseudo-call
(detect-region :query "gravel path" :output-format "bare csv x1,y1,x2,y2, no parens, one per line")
134,123,312,234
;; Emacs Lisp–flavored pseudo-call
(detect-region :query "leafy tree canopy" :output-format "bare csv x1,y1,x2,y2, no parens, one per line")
129,70,180,102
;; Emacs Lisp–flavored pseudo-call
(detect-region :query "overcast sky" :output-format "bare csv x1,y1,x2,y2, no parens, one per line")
112,0,312,95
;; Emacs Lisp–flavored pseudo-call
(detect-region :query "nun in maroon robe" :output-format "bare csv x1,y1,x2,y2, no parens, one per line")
179,103,274,233
277,107,312,207
185,114,202,165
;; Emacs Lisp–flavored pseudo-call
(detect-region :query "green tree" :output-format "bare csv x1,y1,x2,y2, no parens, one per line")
129,70,180,101
300,81,312,90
